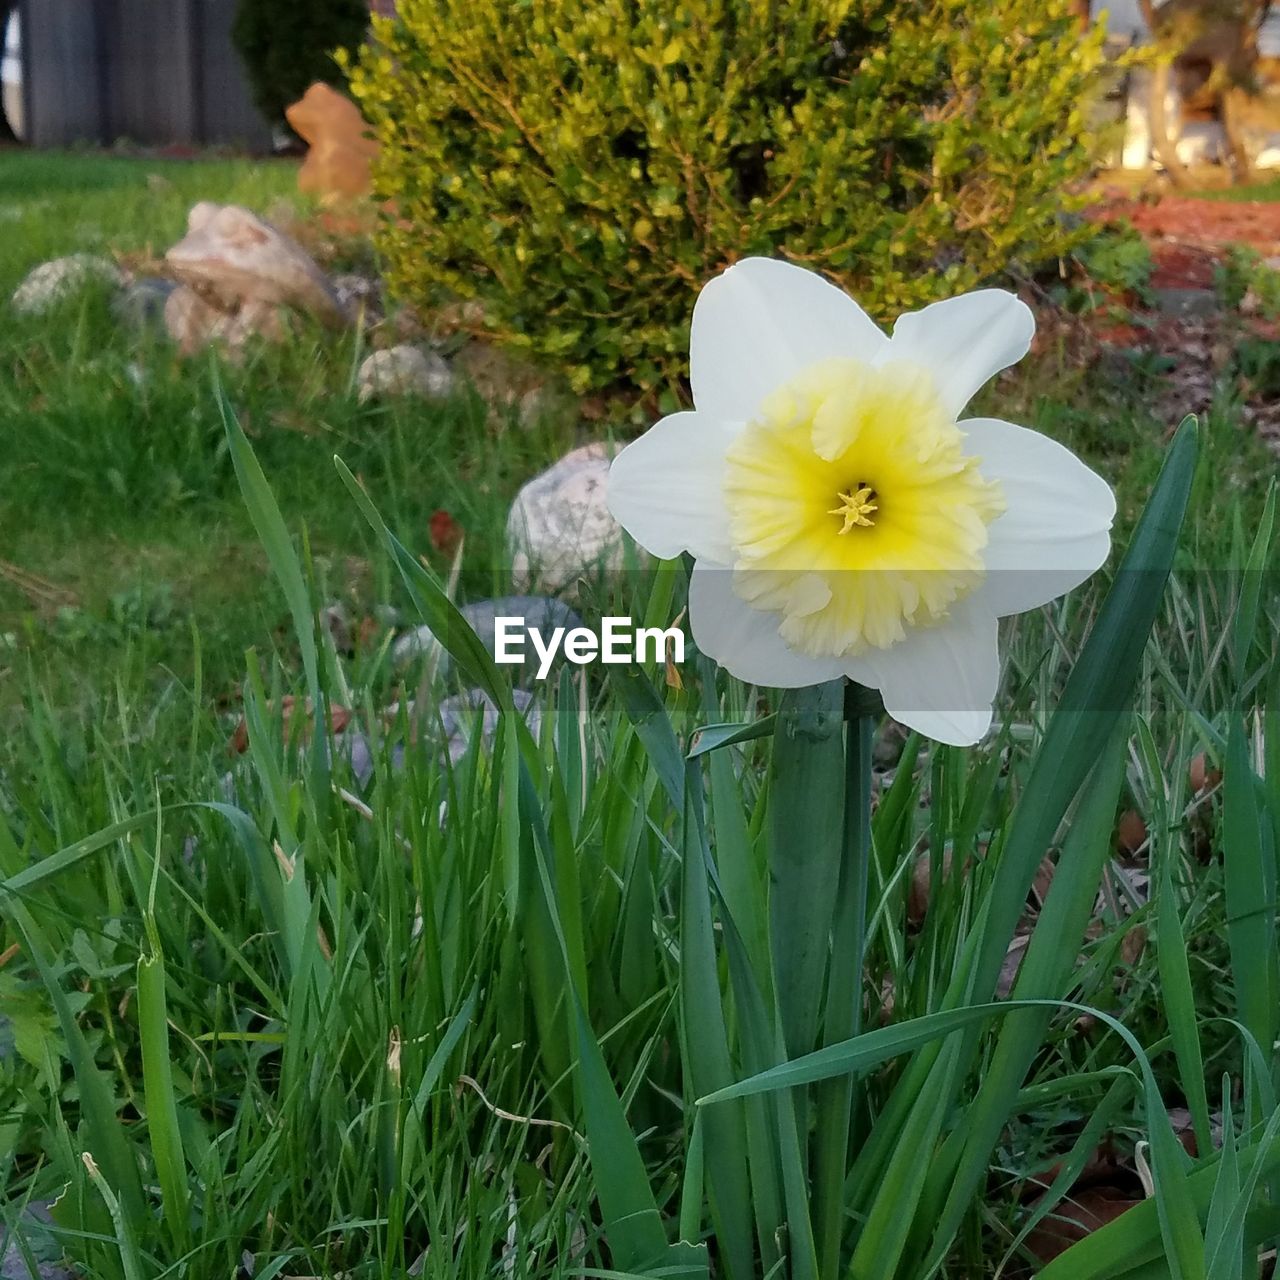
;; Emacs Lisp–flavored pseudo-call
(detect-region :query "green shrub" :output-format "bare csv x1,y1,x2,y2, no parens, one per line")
1216,243,1280,318
233,0,370,128
1074,222,1155,307
349,0,1106,398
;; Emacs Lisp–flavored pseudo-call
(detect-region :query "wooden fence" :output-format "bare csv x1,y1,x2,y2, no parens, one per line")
16,0,272,149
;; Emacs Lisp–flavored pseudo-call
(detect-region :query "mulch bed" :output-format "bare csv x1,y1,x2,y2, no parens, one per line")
1069,188,1280,453
1086,188,1280,258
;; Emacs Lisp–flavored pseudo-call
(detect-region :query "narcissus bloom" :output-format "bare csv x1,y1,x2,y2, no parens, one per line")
607,258,1115,745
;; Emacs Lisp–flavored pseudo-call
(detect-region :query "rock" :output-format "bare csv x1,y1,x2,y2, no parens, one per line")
332,272,381,318
285,83,380,203
507,444,627,592
454,342,555,427
319,602,353,653
390,626,440,670
165,202,347,329
10,253,123,315
111,276,178,330
357,346,454,404
340,732,404,788
1189,751,1222,793
163,285,226,355
436,688,541,763
872,718,910,772
226,696,352,757
1,1200,74,1280
162,285,287,357
1116,809,1148,855
338,689,541,783
392,595,582,673
1152,287,1218,319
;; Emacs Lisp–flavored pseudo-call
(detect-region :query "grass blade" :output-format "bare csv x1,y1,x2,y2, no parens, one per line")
136,948,191,1252
680,762,754,1279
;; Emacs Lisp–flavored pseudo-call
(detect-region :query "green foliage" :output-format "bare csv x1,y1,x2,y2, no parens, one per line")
1073,221,1156,307
1215,243,1280,318
5,148,1280,1280
232,0,370,127
349,0,1106,395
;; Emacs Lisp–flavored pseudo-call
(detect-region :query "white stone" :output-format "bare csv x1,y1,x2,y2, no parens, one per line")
10,253,123,315
357,346,454,403
506,443,629,593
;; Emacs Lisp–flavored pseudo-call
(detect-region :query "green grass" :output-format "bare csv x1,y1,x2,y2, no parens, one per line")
1191,176,1280,202
0,149,585,720
0,151,303,290
0,150,1278,1279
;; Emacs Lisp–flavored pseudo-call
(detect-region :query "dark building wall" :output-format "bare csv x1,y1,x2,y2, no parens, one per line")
19,0,271,149
195,0,272,145
18,0,100,147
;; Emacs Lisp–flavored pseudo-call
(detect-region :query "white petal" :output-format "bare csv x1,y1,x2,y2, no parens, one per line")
847,596,1000,746
691,258,889,422
962,417,1116,617
888,290,1034,418
607,412,737,562
689,562,847,688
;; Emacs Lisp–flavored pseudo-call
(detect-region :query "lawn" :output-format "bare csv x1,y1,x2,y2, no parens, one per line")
0,148,1278,1279
0,150,585,723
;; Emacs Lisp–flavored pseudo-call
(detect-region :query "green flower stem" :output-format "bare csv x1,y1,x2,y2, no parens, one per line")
768,679,846,1210
769,682,846,1062
768,680,866,1269
813,688,876,1279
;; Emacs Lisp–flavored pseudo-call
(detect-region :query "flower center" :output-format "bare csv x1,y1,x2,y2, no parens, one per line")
721,358,1005,656
829,484,878,533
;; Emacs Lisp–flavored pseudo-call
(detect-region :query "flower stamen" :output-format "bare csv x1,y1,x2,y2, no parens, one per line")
723,357,1005,656
829,484,878,534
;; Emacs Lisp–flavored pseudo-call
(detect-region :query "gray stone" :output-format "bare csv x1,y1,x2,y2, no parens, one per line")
436,688,541,763
357,346,454,404
339,690,539,782
507,444,627,593
319,602,353,653
10,254,123,316
165,202,346,328
333,272,381,318
340,732,404,788
1,1201,74,1280
1152,287,1218,319
111,277,177,330
454,341,550,426
391,596,582,672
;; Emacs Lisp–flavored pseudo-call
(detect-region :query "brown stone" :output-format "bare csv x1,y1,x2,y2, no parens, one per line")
227,697,352,756
1116,809,1148,855
163,286,228,356
453,341,557,426
163,285,288,358
165,202,347,328
286,83,379,203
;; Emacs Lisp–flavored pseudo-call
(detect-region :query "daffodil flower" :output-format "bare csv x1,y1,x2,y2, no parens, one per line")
607,258,1115,745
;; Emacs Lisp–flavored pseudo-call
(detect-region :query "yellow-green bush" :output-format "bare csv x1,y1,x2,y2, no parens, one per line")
348,0,1105,398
